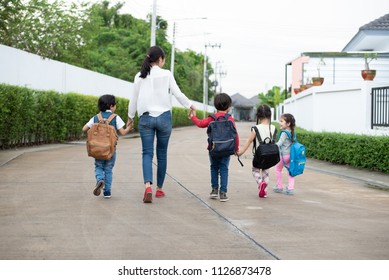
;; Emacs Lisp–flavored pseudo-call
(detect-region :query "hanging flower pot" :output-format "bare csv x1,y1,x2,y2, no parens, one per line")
361,53,377,81
312,58,326,86
361,70,376,81
312,77,324,86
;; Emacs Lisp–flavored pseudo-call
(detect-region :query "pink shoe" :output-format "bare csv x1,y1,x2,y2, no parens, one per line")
156,189,165,198
143,187,153,203
258,182,267,198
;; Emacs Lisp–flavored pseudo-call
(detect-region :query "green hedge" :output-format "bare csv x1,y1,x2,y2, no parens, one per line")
269,124,388,173
296,131,389,173
0,84,194,148
2,84,387,173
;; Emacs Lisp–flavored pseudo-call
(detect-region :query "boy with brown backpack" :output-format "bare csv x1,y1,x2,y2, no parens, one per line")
82,94,132,198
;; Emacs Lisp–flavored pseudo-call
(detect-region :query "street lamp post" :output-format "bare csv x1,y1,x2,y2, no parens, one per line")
170,22,176,75
150,0,157,46
203,43,221,117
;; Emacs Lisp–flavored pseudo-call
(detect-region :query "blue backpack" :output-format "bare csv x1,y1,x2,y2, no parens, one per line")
280,130,306,177
207,114,237,158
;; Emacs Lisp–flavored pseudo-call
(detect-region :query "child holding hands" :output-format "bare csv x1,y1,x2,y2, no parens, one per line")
274,113,296,195
83,94,132,198
189,93,239,202
236,104,277,198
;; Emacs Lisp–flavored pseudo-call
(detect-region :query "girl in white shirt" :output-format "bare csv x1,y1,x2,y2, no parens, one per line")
127,46,195,203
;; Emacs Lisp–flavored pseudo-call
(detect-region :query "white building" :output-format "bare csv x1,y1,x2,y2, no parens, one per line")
280,13,389,136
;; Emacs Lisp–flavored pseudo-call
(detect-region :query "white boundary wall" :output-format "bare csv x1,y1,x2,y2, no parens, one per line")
0,44,213,112
278,82,389,136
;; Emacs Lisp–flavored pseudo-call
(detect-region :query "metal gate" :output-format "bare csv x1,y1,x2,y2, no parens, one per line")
371,86,389,129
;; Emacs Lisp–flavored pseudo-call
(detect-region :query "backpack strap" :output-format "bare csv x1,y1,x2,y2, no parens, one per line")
106,113,117,125
209,113,230,121
280,130,296,142
252,126,262,142
97,113,104,123
96,113,117,125
209,114,217,121
281,129,291,139
251,126,262,155
280,130,294,170
268,124,273,140
237,156,244,167
272,127,278,141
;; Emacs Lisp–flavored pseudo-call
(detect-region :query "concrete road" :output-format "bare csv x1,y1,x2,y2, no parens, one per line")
1,122,388,260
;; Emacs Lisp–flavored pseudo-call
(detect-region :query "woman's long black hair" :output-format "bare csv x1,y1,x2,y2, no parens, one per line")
140,46,165,78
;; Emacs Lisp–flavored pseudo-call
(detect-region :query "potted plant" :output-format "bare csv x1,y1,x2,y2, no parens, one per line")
296,79,306,93
305,77,313,89
361,52,377,81
312,58,325,86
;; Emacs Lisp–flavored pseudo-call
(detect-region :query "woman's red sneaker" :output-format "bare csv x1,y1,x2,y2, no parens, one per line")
143,187,153,203
156,189,165,198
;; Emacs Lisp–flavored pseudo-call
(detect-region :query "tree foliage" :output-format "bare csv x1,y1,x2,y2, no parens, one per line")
0,0,89,60
0,0,211,102
258,86,287,107
258,86,289,118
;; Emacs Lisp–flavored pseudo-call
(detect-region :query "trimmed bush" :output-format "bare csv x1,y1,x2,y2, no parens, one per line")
297,130,389,173
270,123,389,174
0,84,195,148
2,84,386,173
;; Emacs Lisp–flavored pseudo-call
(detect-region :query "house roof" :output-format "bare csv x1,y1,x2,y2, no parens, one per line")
230,93,257,108
249,95,260,106
343,13,389,51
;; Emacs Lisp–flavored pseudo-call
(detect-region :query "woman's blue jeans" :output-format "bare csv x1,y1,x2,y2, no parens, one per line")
94,151,116,193
209,154,230,193
139,110,172,188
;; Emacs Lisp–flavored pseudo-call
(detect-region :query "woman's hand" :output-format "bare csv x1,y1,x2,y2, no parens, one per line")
188,108,196,119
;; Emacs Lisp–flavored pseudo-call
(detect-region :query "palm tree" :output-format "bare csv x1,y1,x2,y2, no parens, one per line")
258,86,287,120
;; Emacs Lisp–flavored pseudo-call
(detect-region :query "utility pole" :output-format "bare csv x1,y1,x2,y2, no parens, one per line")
203,43,221,117
170,22,176,75
170,17,206,77
213,61,227,94
214,60,221,94
169,22,176,104
218,70,227,94
170,18,206,104
150,0,157,46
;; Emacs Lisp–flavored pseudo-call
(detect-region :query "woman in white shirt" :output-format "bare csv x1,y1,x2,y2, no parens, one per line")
127,46,195,203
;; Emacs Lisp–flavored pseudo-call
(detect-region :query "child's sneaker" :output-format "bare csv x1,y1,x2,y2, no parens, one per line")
210,188,218,199
93,180,104,196
286,189,294,196
103,190,111,199
258,182,267,198
219,192,229,202
273,186,283,193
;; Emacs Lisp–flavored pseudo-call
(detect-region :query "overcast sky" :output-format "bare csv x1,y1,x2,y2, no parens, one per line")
77,0,389,98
